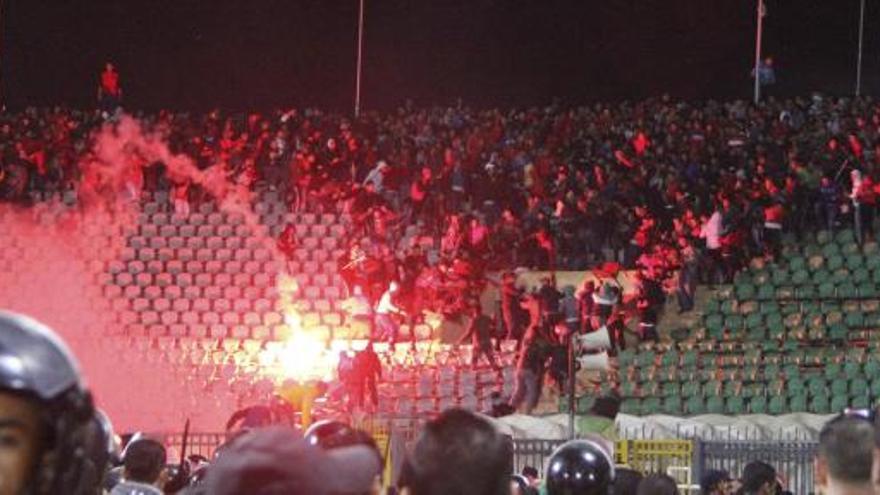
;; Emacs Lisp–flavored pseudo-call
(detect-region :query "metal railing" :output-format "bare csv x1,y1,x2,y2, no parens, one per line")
160,428,819,495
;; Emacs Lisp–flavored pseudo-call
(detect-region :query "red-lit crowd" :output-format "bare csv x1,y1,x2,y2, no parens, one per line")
2,96,880,329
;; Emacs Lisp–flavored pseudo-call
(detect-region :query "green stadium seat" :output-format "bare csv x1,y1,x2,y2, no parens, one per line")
796,285,817,299
661,396,681,415
661,382,680,397
836,229,856,245
846,312,865,328
827,254,844,271
756,284,775,301
824,363,843,379
618,350,636,369
843,362,863,378
726,396,746,414
660,351,679,367
736,283,756,300
873,269,880,285
852,267,870,284
636,351,656,368
724,315,743,330
850,378,869,397
810,394,831,414
721,300,738,315
858,282,877,298
706,396,725,414
865,360,880,378
807,377,827,396
681,350,700,369
818,282,835,299
870,379,880,397
851,395,871,409
769,396,787,415
641,397,661,415
830,378,848,396
703,298,721,314
838,282,857,299
771,268,790,286
789,393,808,412
788,256,806,272
743,383,765,398
816,230,833,245
828,323,848,342
749,395,768,414
792,269,810,285
831,268,851,284
684,396,704,415
705,314,723,334
621,398,641,414
846,253,865,270
681,381,701,398
787,377,806,395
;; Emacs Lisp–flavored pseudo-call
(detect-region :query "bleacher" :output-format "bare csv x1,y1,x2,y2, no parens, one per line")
615,228,880,416
0,192,521,427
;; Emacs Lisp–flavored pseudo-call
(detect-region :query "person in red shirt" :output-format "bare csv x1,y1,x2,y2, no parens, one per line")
97,62,122,111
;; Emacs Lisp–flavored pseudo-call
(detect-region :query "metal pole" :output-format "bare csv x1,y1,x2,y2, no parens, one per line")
354,0,365,118
753,0,764,104
568,332,575,440
857,0,866,96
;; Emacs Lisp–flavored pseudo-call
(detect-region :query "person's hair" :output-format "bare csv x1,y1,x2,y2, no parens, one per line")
399,408,511,495
741,461,776,494
614,468,645,495
123,438,167,484
20,387,100,495
521,466,538,479
637,473,679,495
818,416,874,485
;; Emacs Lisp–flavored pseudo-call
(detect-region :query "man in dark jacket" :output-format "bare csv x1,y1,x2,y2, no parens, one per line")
459,305,500,370
354,342,383,410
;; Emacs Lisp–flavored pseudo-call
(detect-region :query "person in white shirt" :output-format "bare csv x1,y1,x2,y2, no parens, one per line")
375,281,402,344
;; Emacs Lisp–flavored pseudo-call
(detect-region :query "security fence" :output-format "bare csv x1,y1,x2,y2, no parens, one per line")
162,429,819,494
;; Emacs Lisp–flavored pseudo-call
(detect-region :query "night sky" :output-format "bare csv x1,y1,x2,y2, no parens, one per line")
2,1,876,111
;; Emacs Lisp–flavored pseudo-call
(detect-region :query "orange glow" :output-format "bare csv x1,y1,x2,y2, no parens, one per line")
257,275,338,383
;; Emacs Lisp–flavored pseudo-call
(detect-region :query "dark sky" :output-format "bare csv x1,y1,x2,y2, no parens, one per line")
2,1,876,112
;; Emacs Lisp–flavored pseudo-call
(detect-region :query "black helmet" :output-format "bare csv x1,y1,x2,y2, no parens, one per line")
545,440,614,495
0,311,96,494
304,420,355,448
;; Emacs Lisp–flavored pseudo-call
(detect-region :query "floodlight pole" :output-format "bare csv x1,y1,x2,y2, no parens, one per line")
753,0,765,104
856,0,866,97
354,0,365,118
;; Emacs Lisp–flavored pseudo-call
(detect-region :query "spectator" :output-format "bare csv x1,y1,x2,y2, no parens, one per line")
353,342,382,411
700,469,732,495
112,438,167,495
375,281,404,344
399,408,511,495
815,415,874,495
458,304,500,370
615,468,645,495
740,461,778,495
98,61,123,111
637,473,679,495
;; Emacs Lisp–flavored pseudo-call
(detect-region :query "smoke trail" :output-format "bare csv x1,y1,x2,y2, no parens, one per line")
0,114,291,431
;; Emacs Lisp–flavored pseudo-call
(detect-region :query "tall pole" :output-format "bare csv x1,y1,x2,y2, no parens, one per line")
857,0,866,97
568,332,576,440
753,0,764,104
354,0,365,118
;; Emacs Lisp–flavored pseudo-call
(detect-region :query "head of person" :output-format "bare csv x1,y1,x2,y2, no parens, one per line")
614,468,644,495
121,437,167,486
510,475,534,495
545,439,614,495
399,409,511,495
521,466,539,487
201,427,345,495
306,421,384,495
700,469,732,495
0,311,99,495
637,473,679,495
817,415,874,495
740,461,777,495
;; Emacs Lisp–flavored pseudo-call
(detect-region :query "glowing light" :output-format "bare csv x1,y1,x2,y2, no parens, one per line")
257,275,338,383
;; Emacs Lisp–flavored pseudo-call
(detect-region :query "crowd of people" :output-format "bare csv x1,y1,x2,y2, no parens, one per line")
3,94,880,339
1,308,878,495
